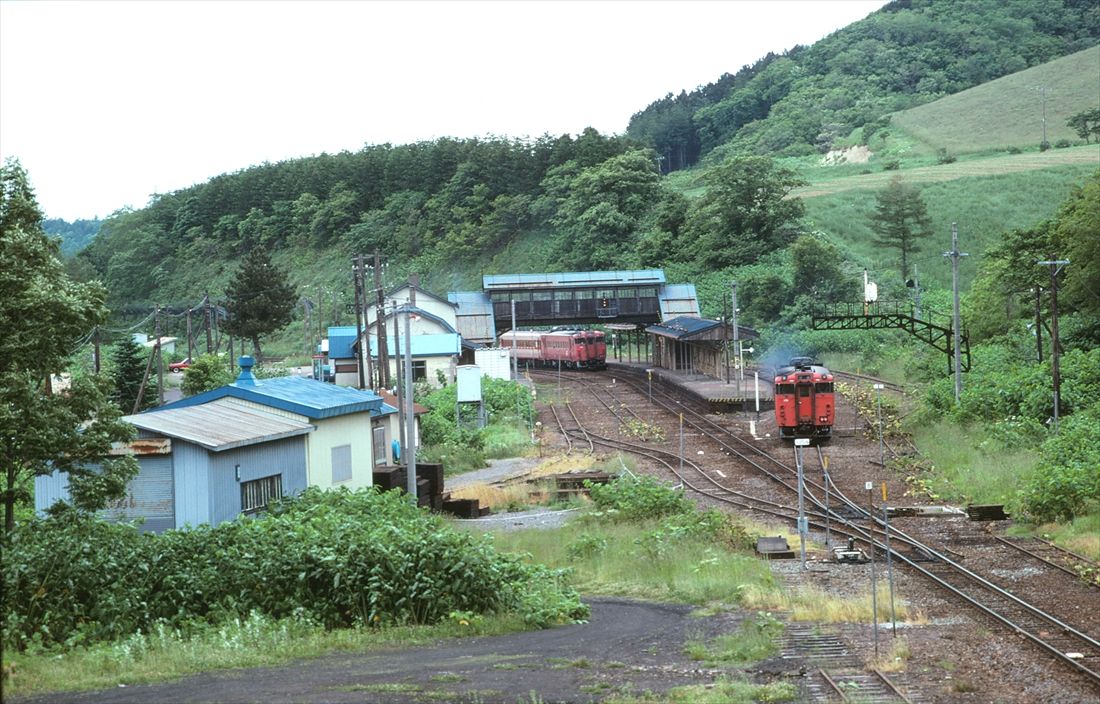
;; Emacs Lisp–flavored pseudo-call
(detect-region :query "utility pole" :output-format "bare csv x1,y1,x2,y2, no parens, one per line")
203,293,213,354
404,308,417,505
394,304,406,454
731,282,739,395
1033,287,1043,363
723,297,730,384
374,251,390,388
943,223,968,402
93,327,101,374
1038,259,1069,432
909,265,922,320
154,304,164,406
303,299,312,359
186,306,194,362
352,255,367,389
511,299,518,381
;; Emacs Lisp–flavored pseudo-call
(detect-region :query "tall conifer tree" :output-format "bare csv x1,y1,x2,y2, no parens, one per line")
869,175,934,280
222,247,296,362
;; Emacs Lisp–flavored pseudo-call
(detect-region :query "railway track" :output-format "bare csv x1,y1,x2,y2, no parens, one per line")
528,367,1100,697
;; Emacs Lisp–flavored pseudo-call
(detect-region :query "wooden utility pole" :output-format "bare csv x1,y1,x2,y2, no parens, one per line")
1038,259,1069,431
203,293,213,353
352,255,367,389
93,327,101,374
155,304,164,406
186,306,194,361
374,251,390,388
1033,287,1043,363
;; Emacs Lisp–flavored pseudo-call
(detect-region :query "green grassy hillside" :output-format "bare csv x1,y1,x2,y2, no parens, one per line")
800,162,1098,290
890,45,1100,155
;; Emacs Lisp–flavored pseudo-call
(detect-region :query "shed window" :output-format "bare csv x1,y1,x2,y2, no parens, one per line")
373,426,387,465
241,474,282,515
332,444,352,483
532,291,552,301
413,360,427,381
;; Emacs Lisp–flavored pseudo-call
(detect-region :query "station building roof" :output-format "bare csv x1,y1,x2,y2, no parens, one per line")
448,291,497,344
658,284,701,318
647,316,759,341
483,270,666,290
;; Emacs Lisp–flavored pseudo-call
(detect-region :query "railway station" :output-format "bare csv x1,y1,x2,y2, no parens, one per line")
446,269,771,411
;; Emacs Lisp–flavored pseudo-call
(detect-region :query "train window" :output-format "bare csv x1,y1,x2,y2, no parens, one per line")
776,384,795,395
798,386,810,397
815,383,834,393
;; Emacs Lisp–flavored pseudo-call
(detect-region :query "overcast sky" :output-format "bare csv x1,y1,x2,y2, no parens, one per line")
1,1,885,221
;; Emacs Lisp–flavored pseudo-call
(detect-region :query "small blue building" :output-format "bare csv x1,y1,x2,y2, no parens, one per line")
35,399,314,532
35,358,398,532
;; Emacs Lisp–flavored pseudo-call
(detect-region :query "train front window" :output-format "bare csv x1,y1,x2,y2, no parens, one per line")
798,386,810,397
776,384,795,395
815,383,834,393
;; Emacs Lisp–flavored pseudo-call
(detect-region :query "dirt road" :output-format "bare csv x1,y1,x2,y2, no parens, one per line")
21,598,771,704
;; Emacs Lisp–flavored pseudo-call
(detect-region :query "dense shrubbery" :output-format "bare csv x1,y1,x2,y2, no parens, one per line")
586,474,754,554
1020,409,1100,522
914,344,1100,522
2,488,587,652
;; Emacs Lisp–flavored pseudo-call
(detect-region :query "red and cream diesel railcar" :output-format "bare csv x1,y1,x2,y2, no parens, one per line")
498,329,607,369
774,357,835,440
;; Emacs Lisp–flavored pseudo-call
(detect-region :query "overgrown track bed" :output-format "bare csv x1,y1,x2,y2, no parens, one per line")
529,367,1100,699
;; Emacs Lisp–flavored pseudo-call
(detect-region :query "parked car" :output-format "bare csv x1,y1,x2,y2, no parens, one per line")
168,358,192,373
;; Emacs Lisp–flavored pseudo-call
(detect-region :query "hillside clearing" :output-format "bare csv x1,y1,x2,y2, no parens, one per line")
889,45,1100,155
793,145,1098,199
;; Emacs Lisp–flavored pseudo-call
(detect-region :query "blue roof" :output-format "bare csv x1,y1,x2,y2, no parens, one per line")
369,333,460,357
659,284,700,318
328,326,358,360
157,365,394,420
483,270,666,289
646,316,720,339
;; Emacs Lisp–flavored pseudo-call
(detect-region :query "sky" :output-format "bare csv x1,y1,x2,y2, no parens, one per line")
1,0,886,221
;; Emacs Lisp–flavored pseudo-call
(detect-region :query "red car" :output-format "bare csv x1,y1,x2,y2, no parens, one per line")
168,358,192,373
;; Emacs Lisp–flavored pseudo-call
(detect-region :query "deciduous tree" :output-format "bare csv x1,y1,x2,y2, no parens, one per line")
1,158,137,532
685,156,805,270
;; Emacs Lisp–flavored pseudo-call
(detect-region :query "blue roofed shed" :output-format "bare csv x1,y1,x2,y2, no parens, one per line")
35,399,314,532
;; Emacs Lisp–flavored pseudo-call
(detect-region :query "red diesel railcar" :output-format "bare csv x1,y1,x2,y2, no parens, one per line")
498,329,607,369
774,357,835,440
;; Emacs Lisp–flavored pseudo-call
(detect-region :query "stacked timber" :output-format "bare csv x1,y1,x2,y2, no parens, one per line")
372,463,446,511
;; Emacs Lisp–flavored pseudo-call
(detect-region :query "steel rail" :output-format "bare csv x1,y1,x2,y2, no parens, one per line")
544,366,1100,687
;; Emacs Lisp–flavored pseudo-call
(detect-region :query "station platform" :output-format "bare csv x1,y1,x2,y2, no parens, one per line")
606,361,774,412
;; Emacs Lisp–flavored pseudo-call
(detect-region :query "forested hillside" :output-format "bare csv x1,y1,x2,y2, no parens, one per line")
70,0,1099,348
43,217,100,258
626,0,1098,169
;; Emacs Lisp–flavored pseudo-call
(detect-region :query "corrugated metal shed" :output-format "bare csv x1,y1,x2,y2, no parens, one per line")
658,284,701,319
483,270,666,290
448,291,497,343
124,399,314,452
